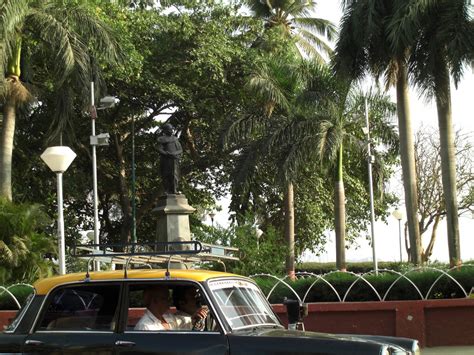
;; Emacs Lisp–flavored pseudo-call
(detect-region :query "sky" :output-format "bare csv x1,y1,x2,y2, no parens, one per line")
210,1,474,264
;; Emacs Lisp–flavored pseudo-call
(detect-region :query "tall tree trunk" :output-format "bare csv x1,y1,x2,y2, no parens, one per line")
0,39,24,201
284,181,295,280
113,133,132,244
0,100,16,201
396,59,421,265
334,144,346,271
435,62,461,267
422,214,440,263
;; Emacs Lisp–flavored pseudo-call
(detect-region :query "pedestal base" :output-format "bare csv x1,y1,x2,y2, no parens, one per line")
153,194,195,246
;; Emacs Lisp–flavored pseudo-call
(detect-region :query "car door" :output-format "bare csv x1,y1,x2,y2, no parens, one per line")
23,283,121,355
114,281,228,355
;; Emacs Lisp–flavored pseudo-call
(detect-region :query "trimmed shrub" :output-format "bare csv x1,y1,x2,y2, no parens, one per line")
296,261,418,274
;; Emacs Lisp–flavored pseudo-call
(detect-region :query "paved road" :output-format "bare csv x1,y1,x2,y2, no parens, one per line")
423,346,474,354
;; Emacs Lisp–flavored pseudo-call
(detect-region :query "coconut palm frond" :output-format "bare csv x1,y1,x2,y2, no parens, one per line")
332,2,368,80
27,10,82,83
297,29,333,57
61,4,121,63
222,112,269,148
283,0,318,18
316,118,343,164
247,74,291,112
46,85,77,144
231,141,264,194
293,17,338,42
0,0,29,69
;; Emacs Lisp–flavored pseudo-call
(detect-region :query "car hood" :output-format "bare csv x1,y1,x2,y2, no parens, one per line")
234,327,413,352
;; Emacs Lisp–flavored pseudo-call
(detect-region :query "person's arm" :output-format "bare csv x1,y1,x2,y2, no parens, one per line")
191,306,209,330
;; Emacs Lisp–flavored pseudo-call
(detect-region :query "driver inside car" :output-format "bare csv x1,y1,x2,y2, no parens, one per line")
173,286,209,330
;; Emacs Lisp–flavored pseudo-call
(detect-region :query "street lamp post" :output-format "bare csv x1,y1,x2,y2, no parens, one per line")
208,211,216,228
363,97,378,275
90,82,100,270
89,81,118,269
41,146,76,275
392,209,404,262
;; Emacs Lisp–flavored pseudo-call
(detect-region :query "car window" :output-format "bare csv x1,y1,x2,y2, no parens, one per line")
37,284,121,331
126,283,217,332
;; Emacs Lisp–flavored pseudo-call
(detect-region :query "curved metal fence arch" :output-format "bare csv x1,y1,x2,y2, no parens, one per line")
420,266,468,299
0,283,34,310
252,266,471,303
0,287,21,309
341,271,382,302
297,272,342,303
373,269,425,301
251,274,302,303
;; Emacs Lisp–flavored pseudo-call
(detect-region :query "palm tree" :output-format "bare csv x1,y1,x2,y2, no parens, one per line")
224,55,304,278
334,0,423,264
398,0,474,266
245,0,337,59
0,199,55,283
241,0,335,277
271,65,398,270
0,0,119,201
227,61,398,272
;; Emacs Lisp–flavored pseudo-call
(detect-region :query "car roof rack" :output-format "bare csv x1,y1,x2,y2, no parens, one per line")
70,241,239,278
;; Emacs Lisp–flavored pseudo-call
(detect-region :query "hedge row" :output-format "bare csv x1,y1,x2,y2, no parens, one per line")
255,267,474,303
295,261,474,274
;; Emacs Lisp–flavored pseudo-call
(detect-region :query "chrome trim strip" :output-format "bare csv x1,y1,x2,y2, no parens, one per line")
124,330,222,334
34,330,114,333
232,324,285,331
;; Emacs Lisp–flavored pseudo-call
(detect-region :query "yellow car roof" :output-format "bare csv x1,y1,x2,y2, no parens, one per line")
34,269,240,295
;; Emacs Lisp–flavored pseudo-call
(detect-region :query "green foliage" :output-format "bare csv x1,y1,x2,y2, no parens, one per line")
194,214,286,276
296,261,408,274
0,199,56,284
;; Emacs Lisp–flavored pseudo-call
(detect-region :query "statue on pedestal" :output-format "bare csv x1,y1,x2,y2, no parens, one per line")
157,123,183,195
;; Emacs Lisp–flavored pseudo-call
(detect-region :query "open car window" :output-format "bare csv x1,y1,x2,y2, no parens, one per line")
36,284,120,331
208,279,282,330
126,282,218,332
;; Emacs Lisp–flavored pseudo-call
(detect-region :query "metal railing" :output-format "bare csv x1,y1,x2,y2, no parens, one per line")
251,265,473,303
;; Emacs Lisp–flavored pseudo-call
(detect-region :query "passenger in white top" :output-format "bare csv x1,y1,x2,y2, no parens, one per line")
135,285,185,331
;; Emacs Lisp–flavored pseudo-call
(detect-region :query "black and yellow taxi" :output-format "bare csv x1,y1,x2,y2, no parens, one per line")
0,243,421,354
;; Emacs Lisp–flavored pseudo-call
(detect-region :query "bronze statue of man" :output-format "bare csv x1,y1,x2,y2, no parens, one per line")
157,123,183,194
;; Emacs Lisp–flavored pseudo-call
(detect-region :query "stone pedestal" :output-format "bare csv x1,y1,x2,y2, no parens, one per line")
153,194,195,246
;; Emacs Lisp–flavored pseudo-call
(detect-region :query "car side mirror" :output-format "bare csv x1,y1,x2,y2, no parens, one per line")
283,298,307,331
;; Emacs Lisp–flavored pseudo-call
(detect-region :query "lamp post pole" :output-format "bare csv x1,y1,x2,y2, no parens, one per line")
41,146,76,275
398,218,402,262
131,115,136,243
90,82,100,270
209,211,216,228
392,209,404,262
56,172,65,274
364,97,378,275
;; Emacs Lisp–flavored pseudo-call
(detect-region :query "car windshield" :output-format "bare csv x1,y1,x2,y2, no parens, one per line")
208,279,282,330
